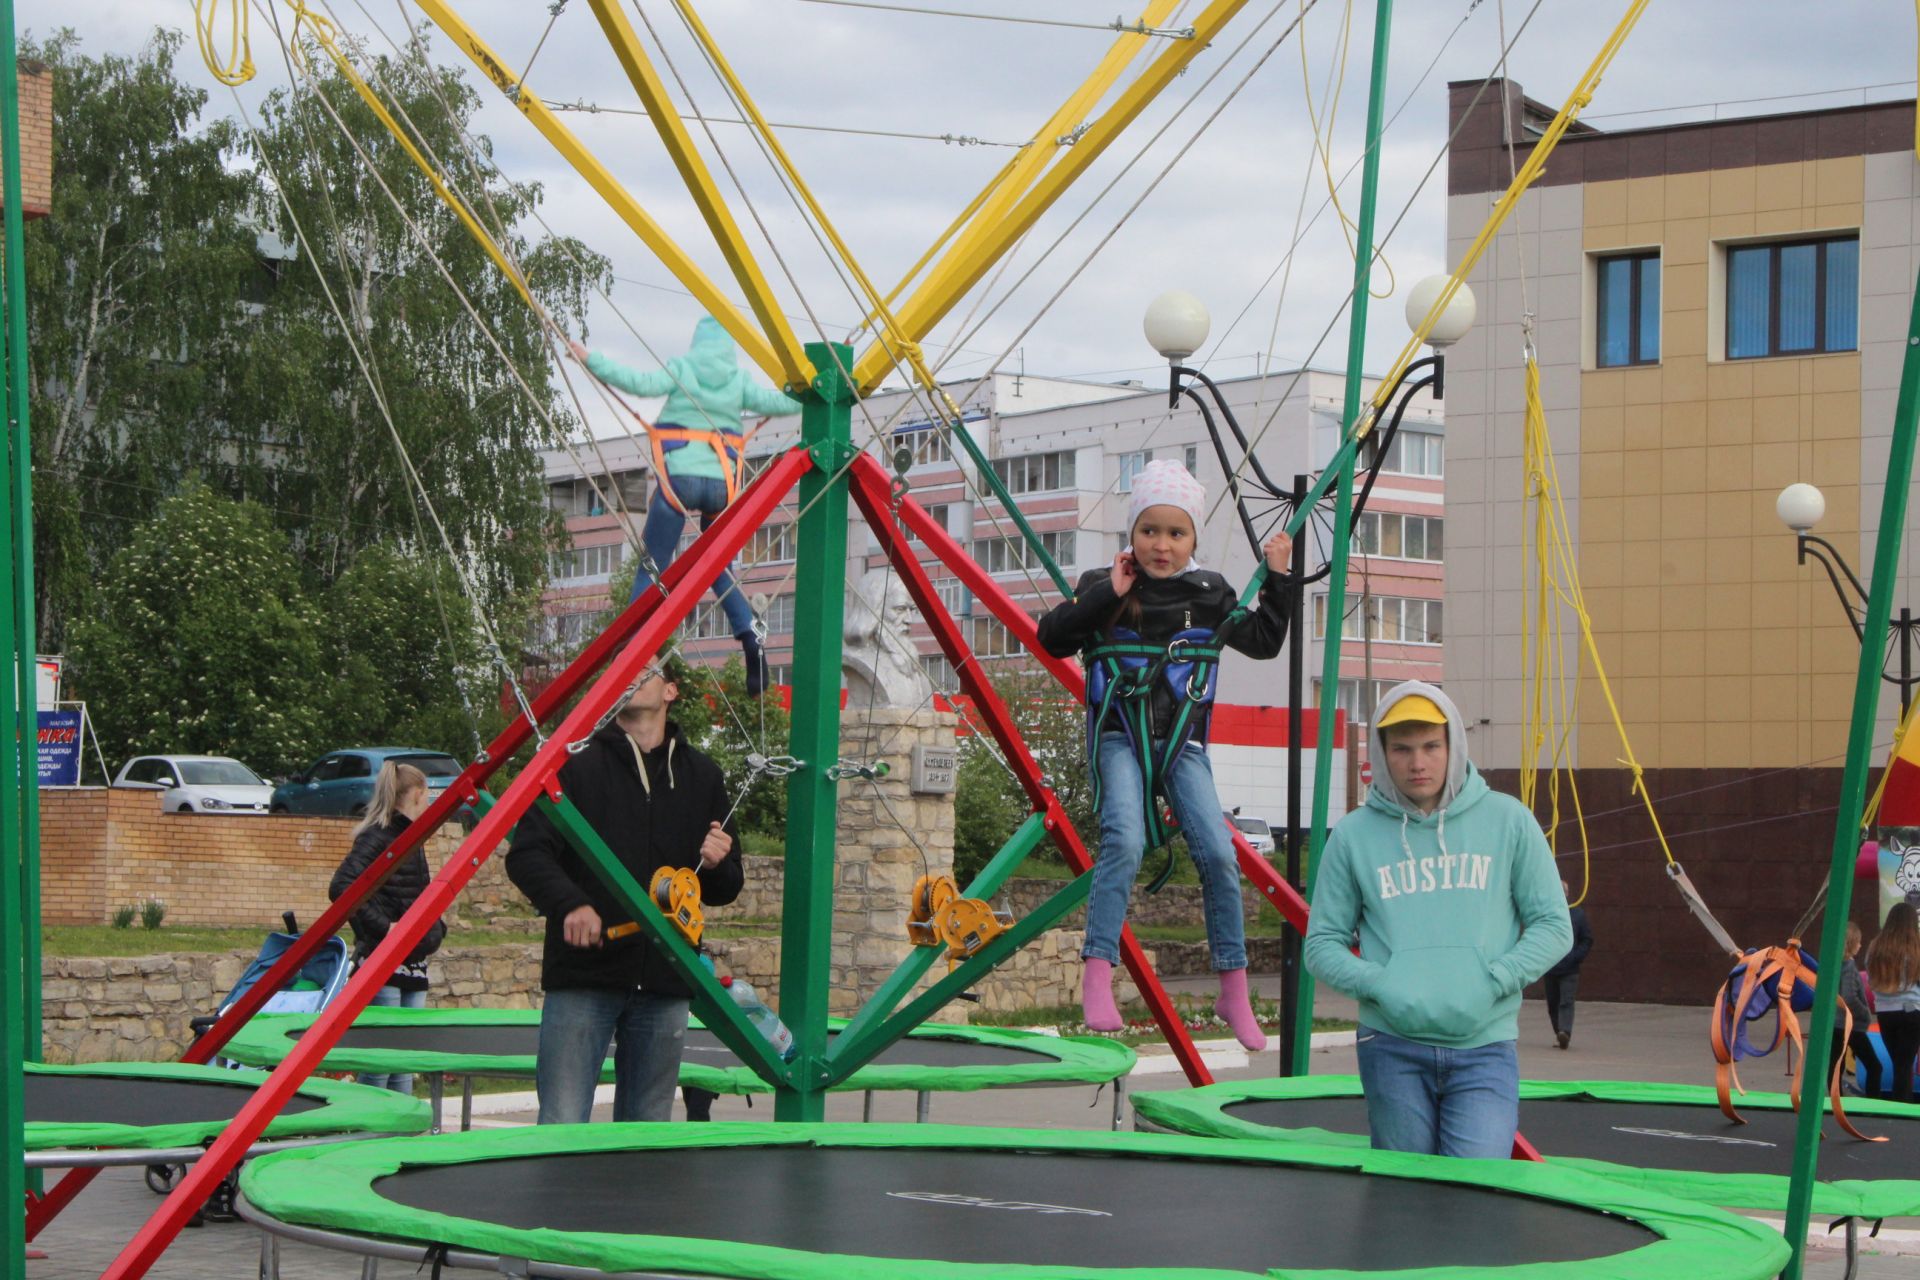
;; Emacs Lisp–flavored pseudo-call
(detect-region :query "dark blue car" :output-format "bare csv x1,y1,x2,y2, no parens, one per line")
270,748,464,818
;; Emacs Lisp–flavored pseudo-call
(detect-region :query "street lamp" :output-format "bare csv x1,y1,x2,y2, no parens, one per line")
1143,278,1470,1076
1775,481,1920,715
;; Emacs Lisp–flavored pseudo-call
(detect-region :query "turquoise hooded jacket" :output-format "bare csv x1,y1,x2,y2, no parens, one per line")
586,316,802,481
1303,681,1572,1049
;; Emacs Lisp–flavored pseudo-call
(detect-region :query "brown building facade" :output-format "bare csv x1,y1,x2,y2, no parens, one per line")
1443,81,1916,1002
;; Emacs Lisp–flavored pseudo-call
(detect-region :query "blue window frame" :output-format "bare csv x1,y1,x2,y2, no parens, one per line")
1595,252,1660,368
1726,235,1859,360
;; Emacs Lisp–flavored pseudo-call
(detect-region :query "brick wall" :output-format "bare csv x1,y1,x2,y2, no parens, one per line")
13,60,51,217
38,788,467,928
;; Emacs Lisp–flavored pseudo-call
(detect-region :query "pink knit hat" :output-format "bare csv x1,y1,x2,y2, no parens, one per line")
1127,458,1205,535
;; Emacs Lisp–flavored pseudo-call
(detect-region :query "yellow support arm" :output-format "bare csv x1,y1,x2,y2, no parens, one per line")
410,0,800,385
584,0,811,389
852,0,1252,391
868,0,1180,334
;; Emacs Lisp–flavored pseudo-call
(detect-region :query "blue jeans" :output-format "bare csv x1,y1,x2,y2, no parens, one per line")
536,987,690,1123
1083,734,1247,970
1355,1024,1519,1157
357,985,427,1094
629,468,755,639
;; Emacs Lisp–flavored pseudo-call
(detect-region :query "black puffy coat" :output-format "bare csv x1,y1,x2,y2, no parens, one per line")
1037,565,1294,739
505,719,743,996
328,814,447,973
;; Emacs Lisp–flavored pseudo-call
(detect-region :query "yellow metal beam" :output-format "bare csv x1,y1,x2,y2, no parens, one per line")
583,0,811,389
853,0,1251,390
410,0,800,385
865,0,1178,346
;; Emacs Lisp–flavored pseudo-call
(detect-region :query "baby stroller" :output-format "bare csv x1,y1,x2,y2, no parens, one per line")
148,912,352,1218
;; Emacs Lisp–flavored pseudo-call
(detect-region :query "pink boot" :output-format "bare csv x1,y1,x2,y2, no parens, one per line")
1082,959,1123,1032
1217,968,1267,1051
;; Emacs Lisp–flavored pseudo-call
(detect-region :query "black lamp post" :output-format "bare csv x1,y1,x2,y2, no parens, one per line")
1144,283,1468,1072
1777,482,1920,717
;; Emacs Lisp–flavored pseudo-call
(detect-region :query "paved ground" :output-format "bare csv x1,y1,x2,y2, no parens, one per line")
25,990,1919,1278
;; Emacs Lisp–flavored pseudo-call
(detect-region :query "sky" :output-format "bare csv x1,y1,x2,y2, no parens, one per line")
21,0,1916,426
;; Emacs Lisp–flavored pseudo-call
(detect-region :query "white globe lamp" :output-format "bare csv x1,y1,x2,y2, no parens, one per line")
1404,275,1477,348
1143,290,1211,362
1776,483,1826,533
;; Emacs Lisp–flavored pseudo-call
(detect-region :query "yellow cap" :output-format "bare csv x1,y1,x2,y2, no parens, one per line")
1376,694,1447,728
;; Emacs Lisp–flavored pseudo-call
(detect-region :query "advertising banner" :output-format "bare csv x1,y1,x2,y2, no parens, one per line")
37,707,83,786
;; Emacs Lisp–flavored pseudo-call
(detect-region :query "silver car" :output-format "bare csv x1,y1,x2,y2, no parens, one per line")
113,755,274,814
1230,813,1278,858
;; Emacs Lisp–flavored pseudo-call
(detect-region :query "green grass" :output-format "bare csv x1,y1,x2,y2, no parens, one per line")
740,831,785,858
43,925,275,957
989,998,1355,1046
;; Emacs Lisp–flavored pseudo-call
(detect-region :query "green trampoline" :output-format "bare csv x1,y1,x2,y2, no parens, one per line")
24,1061,430,1167
235,1121,1789,1280
218,1007,1136,1128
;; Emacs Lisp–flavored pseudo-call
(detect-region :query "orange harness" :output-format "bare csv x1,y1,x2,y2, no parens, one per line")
643,416,769,516
1709,939,1882,1142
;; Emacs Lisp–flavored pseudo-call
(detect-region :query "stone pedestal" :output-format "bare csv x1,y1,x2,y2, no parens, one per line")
830,706,958,1016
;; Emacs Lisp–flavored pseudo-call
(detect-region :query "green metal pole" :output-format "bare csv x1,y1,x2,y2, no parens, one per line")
1,0,37,1088
0,0,26,1263
777,341,854,1121
1779,282,1920,1280
1289,0,1395,1076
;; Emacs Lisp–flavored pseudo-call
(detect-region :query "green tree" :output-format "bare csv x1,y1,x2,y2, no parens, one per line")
319,542,506,757
23,30,266,648
68,485,325,775
953,665,1094,882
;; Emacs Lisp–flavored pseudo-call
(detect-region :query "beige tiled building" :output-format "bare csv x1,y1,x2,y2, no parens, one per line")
1442,80,1916,1001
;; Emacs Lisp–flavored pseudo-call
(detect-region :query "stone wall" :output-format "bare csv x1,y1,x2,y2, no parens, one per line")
37,944,545,1064
39,787,476,928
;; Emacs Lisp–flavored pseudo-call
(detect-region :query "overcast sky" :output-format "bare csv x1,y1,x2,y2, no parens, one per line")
24,1,1913,418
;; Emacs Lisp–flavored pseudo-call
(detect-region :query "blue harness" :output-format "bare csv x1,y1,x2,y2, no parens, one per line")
1084,626,1225,893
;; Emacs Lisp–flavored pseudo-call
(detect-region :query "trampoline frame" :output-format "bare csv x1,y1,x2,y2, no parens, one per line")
233,1121,1792,1280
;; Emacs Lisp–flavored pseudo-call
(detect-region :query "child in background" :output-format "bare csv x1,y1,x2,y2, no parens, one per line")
1834,921,1877,1097
1037,460,1294,1050
1867,902,1920,1102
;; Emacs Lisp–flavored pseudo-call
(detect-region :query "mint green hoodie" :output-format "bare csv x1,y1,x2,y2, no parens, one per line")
1303,681,1571,1048
586,316,802,481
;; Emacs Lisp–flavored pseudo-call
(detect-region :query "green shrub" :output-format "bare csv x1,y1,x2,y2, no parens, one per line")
111,904,135,930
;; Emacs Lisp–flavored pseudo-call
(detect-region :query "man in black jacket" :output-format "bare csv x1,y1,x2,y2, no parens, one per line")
1544,879,1594,1049
507,660,743,1122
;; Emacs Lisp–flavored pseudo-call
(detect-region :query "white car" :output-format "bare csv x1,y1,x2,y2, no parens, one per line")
114,755,274,814
1230,813,1278,857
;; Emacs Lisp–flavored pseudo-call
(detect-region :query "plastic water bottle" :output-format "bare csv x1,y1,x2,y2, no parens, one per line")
721,975,796,1061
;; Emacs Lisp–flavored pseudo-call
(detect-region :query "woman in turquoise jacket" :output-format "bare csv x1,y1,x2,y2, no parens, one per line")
570,316,802,694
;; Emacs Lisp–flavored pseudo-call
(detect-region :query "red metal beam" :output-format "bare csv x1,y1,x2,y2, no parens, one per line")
851,457,1212,1086
23,444,805,1243
99,449,811,1280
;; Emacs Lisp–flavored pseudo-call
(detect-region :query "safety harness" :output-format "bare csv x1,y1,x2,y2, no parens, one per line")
1709,939,1882,1142
1083,616,1240,893
643,416,769,516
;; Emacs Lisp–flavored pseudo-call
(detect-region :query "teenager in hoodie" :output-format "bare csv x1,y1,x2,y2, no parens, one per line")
569,316,802,695
507,659,744,1123
1304,682,1570,1157
1037,459,1294,1051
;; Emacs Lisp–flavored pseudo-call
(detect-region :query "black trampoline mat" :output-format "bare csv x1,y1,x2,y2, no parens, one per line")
373,1146,1657,1271
307,1024,1049,1073
26,1075,324,1128
1222,1094,1920,1180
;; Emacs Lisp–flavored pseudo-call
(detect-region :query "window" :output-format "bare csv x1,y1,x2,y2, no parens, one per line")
1314,676,1421,725
763,594,796,635
337,755,373,779
895,425,951,467
923,652,956,690
534,609,600,651
1355,511,1444,562
936,578,972,618
1595,252,1660,367
1183,445,1199,475
1312,594,1444,645
1378,431,1443,477
549,542,624,582
307,756,347,783
746,523,794,565
909,504,952,545
975,530,1075,576
989,450,1075,495
1117,450,1152,492
969,615,1030,658
1726,235,1859,359
686,602,734,640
